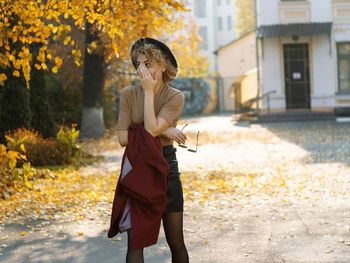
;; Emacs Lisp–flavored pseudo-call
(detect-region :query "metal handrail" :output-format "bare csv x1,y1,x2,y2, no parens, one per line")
238,90,276,114
262,90,277,113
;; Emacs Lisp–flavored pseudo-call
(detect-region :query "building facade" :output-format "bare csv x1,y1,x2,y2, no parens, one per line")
216,31,257,111
187,0,238,73
256,0,350,112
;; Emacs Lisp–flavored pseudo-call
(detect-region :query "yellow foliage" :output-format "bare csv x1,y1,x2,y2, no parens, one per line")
0,73,7,85
7,150,19,169
91,41,97,49
0,0,187,88
12,70,20,77
41,63,47,70
20,144,26,153
0,144,35,198
34,64,41,70
234,0,255,36
165,20,209,77
54,56,62,67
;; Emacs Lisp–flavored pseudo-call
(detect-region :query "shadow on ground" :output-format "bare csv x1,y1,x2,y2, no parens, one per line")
235,120,350,165
0,222,170,263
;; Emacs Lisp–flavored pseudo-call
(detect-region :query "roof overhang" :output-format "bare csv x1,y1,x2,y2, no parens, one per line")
256,22,332,38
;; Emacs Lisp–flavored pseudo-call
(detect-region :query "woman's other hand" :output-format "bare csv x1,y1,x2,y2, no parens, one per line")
117,130,128,147
162,128,187,145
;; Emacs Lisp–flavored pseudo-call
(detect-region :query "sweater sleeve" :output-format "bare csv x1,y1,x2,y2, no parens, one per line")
117,87,132,130
157,91,184,126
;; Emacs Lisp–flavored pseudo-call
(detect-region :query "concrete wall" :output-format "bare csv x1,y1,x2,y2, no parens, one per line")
261,37,285,109
258,0,279,25
311,0,331,22
216,32,257,111
222,77,236,111
240,70,258,108
258,0,332,25
311,35,335,108
217,32,256,78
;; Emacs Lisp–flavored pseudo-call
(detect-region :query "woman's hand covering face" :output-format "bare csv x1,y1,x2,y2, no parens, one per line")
136,54,164,92
137,63,160,92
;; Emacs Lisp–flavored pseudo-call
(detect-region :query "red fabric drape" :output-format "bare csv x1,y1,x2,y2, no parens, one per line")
107,123,169,248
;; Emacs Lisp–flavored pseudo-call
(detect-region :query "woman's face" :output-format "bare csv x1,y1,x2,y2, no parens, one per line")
136,54,165,83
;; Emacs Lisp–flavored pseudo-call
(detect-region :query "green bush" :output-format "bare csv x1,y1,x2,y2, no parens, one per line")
56,125,80,159
5,128,78,167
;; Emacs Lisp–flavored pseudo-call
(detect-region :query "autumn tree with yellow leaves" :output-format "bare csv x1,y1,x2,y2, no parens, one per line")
78,1,187,138
234,0,255,36
166,21,209,78
0,0,187,138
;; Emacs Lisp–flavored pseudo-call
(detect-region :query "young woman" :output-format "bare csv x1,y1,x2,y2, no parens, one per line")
114,37,189,263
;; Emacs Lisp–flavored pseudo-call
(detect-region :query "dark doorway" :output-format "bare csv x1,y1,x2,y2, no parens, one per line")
283,43,311,109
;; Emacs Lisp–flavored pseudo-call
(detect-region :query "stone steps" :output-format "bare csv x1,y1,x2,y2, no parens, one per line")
250,111,335,123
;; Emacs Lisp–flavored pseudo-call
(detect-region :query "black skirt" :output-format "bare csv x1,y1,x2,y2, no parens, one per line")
162,145,184,213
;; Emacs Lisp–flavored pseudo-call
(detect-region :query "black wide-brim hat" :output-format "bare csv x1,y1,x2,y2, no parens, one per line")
131,37,178,71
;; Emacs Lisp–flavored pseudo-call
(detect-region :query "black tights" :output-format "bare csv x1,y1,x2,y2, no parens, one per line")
126,212,189,263
126,229,144,263
163,212,189,263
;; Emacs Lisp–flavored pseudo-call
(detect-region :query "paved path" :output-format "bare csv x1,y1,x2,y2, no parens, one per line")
1,115,350,263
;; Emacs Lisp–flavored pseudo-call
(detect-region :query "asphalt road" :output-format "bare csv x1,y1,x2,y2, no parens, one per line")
1,115,350,263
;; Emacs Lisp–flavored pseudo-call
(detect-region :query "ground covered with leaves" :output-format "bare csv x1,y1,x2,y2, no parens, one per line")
1,116,350,262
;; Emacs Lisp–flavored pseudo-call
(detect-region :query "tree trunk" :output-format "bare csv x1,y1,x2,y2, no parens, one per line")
80,22,106,139
0,14,31,142
30,43,55,138
0,71,31,143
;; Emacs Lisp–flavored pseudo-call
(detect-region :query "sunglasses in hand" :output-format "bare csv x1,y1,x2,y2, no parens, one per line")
178,124,200,153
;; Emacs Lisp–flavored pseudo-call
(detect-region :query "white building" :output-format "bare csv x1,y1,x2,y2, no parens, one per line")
187,0,238,73
215,31,257,111
256,0,350,113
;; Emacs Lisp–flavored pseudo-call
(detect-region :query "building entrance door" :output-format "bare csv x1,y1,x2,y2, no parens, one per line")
283,43,311,109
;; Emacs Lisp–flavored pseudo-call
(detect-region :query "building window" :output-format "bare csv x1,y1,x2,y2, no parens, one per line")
194,0,206,18
337,43,350,92
218,17,223,31
227,16,232,30
198,26,208,50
